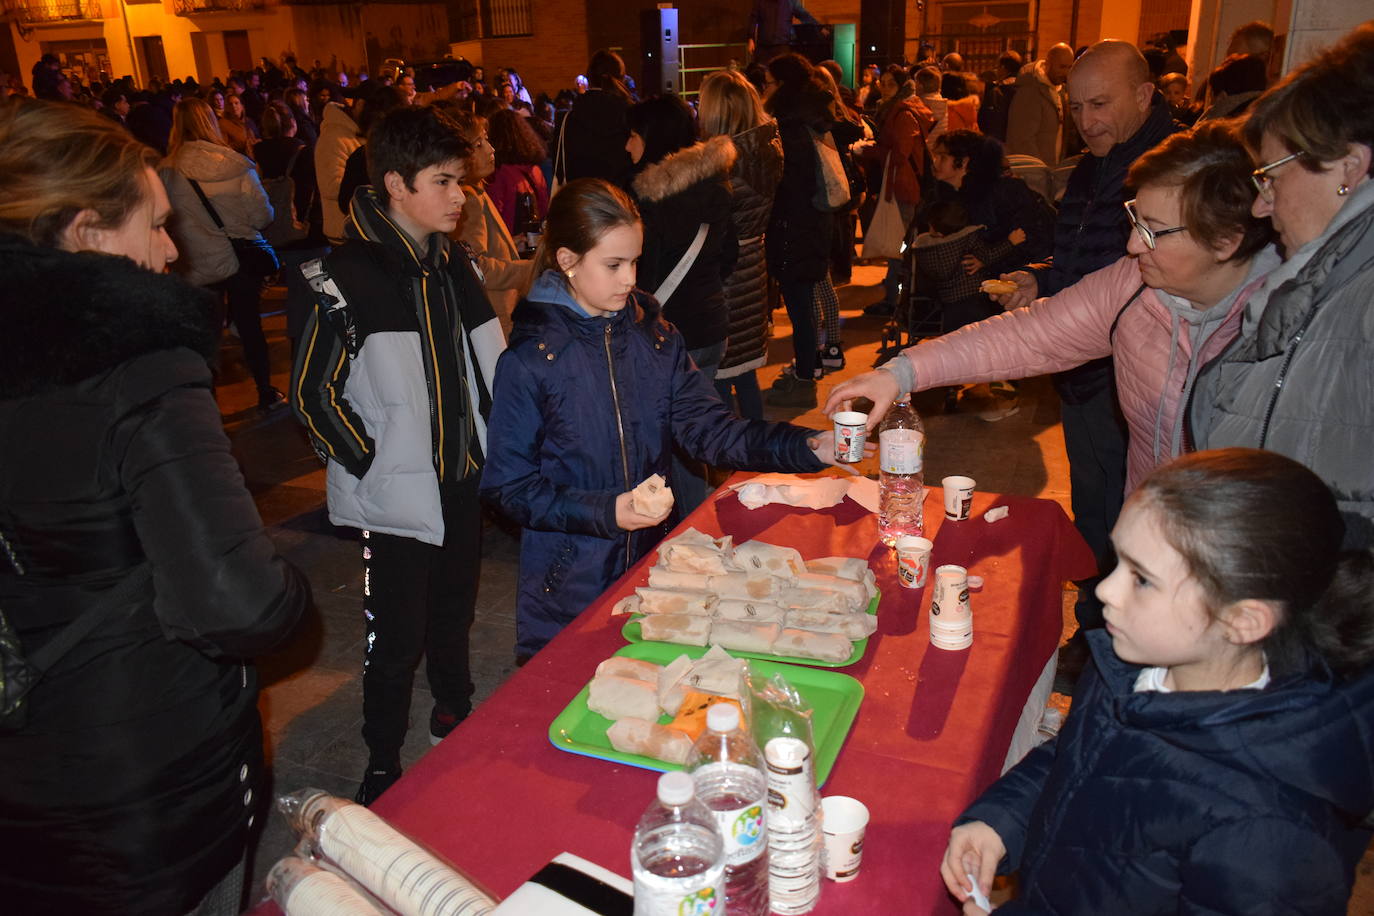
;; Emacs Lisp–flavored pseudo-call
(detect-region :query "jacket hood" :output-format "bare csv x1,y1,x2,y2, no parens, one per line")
731,121,784,196
169,140,254,182
320,101,356,133
345,186,447,271
527,268,594,318
1087,629,1374,821
632,135,737,203
0,234,217,400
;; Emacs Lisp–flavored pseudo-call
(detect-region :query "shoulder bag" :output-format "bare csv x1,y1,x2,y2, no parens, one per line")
187,176,280,278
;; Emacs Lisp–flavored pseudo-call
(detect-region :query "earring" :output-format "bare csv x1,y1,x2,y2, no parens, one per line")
565,270,576,279
1338,184,1351,197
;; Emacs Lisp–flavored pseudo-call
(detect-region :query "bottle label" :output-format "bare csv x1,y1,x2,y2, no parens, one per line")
879,428,924,474
712,803,766,866
632,871,724,916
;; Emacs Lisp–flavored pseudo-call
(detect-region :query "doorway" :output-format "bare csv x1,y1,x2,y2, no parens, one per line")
138,35,169,85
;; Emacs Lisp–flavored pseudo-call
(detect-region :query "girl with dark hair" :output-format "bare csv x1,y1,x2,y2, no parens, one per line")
762,53,844,407
486,107,549,237
480,178,856,659
942,447,1374,914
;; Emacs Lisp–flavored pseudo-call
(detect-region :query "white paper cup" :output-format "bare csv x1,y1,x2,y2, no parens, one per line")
833,411,869,463
894,535,934,589
821,796,869,882
931,564,972,624
942,475,977,521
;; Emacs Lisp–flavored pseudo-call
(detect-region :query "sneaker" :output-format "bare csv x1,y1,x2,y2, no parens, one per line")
429,705,467,746
765,371,817,408
257,386,287,413
354,763,402,806
820,344,846,371
863,300,895,317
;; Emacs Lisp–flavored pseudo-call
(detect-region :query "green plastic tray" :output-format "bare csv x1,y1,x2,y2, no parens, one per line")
620,590,880,668
548,642,864,786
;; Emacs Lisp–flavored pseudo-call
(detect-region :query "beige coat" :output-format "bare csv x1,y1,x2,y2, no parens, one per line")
458,186,533,336
1005,60,1064,166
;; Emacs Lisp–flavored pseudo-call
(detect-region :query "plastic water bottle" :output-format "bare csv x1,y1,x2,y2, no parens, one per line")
878,396,926,545
632,771,725,916
688,704,771,916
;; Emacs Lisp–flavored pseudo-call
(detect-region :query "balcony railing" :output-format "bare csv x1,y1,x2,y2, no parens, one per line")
3,0,103,24
173,0,267,14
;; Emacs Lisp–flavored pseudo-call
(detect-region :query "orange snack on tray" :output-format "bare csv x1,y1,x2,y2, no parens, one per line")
667,692,744,743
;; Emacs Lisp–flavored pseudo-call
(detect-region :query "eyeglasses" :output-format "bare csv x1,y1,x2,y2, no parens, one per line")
1250,151,1303,201
1124,199,1186,251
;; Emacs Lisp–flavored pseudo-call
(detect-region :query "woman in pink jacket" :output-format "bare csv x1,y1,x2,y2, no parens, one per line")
828,122,1278,493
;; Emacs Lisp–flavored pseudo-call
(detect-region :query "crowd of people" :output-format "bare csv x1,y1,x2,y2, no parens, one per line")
2,14,1374,915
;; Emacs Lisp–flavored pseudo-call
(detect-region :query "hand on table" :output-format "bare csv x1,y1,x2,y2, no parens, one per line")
822,369,902,430
615,491,672,531
807,431,876,475
941,820,1004,912
991,270,1037,311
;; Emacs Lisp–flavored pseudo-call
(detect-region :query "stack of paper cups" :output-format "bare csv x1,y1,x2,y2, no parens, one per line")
929,564,973,650
765,737,822,914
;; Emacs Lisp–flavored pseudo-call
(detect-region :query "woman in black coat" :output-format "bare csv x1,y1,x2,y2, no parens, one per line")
0,99,307,916
762,53,839,408
627,93,739,513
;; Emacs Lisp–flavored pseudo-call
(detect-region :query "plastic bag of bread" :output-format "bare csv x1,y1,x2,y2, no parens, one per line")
634,587,716,616
709,620,781,655
772,627,854,663
714,599,787,623
794,572,870,609
730,541,805,580
587,675,660,721
607,717,694,765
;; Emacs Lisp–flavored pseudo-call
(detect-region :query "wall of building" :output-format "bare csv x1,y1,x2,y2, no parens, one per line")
455,0,590,97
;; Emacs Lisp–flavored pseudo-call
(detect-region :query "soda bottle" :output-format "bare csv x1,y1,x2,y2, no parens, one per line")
632,771,726,916
688,704,771,916
878,396,925,544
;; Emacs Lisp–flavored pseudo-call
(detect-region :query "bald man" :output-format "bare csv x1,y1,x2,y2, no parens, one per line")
1005,42,1074,164
993,40,1183,681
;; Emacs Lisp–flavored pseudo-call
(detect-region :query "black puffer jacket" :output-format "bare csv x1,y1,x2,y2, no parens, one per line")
718,121,784,378
632,135,739,351
961,630,1374,914
1027,95,1182,401
0,236,308,915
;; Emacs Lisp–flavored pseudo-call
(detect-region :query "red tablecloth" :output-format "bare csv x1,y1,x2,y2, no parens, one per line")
262,477,1094,914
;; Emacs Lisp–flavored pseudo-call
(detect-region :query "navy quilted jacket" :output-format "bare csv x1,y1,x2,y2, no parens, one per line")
480,273,823,655
960,630,1374,914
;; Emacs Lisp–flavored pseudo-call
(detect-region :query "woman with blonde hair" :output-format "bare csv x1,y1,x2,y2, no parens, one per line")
698,68,783,418
0,97,305,916
161,95,283,410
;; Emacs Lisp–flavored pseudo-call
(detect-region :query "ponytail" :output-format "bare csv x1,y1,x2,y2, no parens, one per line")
525,177,640,296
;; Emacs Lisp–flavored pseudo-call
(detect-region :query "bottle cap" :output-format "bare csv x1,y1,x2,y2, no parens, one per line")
658,770,695,806
706,703,741,733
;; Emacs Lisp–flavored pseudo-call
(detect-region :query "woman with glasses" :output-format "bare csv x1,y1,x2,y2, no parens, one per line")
1191,23,1374,548
826,121,1277,494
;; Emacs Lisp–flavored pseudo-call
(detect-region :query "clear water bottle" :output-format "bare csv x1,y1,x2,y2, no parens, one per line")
688,704,771,916
878,396,926,545
632,771,725,916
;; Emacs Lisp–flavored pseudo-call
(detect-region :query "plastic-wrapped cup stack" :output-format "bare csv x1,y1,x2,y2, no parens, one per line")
765,737,822,914
929,564,973,650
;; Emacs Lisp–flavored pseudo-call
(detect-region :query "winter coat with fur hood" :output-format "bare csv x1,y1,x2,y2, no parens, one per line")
719,121,784,379
160,139,273,287
0,235,307,915
631,135,740,351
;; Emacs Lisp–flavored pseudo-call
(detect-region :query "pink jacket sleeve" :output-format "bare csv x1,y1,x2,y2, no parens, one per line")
901,256,1142,389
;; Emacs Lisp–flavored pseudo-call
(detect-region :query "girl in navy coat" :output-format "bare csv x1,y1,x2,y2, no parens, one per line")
944,448,1374,914
481,178,859,659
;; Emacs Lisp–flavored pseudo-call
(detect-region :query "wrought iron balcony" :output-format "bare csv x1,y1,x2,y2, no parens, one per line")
173,0,268,13
3,0,103,24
